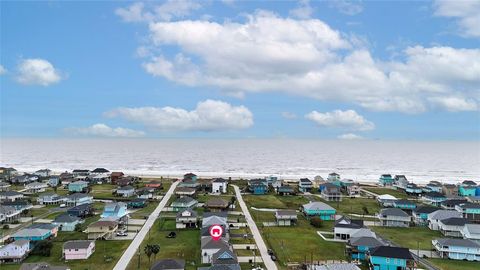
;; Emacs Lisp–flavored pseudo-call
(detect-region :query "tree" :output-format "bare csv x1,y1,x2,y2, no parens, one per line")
31,240,53,256
144,245,154,266
151,244,160,261
310,217,323,228
362,206,369,215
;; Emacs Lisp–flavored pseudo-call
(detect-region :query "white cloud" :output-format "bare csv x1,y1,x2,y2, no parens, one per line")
16,59,63,86
434,0,480,38
115,0,201,22
305,109,375,131
0,65,6,75
281,112,297,119
329,0,363,16
105,99,254,132
290,0,314,19
337,133,363,140
66,124,145,137
127,10,479,113
429,96,478,112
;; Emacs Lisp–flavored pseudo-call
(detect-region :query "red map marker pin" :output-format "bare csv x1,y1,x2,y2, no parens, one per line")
209,224,223,241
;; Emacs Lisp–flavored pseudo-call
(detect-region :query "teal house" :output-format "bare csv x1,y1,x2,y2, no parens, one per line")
405,184,422,196
412,206,439,226
423,192,446,206
302,201,336,220
459,181,477,197
369,246,414,270
455,203,480,222
68,180,88,193
128,198,148,208
249,179,268,195
183,173,197,182
393,199,416,210
347,236,383,261
378,174,394,186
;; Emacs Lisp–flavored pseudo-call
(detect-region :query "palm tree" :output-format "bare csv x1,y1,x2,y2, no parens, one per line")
144,245,153,266
151,244,160,261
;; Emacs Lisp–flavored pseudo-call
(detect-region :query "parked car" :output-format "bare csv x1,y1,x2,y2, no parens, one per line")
270,255,277,261
59,203,66,208
267,249,274,256
166,232,176,238
116,232,128,237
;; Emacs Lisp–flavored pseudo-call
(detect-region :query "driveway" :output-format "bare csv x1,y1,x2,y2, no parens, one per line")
233,185,278,270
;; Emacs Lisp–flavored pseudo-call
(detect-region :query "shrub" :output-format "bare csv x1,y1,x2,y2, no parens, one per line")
310,217,323,228
2,224,9,230
31,240,53,256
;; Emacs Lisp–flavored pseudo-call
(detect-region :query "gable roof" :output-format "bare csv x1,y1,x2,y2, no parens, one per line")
212,247,238,265
63,240,94,250
54,214,80,223
150,259,185,270
379,208,409,217
464,223,480,234
424,191,445,198
377,194,397,200
201,238,229,250
176,208,197,218
435,238,480,248
276,210,297,217
92,168,109,173
350,228,376,238
413,206,439,214
428,210,462,220
206,198,229,208
173,196,196,205
349,237,383,248
370,246,413,260
303,201,335,211
440,217,468,226
394,199,416,205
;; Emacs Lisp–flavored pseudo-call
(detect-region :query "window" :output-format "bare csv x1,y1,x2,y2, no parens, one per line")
386,258,390,263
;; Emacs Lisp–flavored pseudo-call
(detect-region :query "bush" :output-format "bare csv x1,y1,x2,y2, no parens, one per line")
310,217,323,228
2,224,9,230
31,240,53,256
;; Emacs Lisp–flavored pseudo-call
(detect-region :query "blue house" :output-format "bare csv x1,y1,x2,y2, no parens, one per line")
432,238,480,261
52,214,81,231
183,173,197,182
459,181,477,197
393,199,416,210
48,176,60,187
378,174,394,186
249,179,268,195
68,180,88,193
302,201,336,220
67,203,94,218
425,181,443,193
276,185,295,195
347,236,383,261
405,184,422,196
412,206,439,226
368,246,414,270
423,191,447,206
455,202,480,222
101,202,128,220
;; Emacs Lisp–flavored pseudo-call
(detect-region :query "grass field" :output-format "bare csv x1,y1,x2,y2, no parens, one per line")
363,187,409,199
372,226,442,250
129,202,158,219
125,218,202,270
427,258,480,270
324,197,381,216
243,195,308,209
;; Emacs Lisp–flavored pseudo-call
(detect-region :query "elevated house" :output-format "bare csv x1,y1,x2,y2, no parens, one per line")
275,210,297,226
438,217,469,237
0,205,21,223
68,180,89,193
37,193,66,205
116,185,135,197
377,208,410,227
393,200,416,211
63,240,95,260
101,202,128,222
53,214,82,232
176,208,198,229
0,191,23,202
12,223,58,244
0,240,30,264
376,194,398,207
66,193,93,206
212,178,228,194
327,172,341,184
202,212,228,229
1,200,33,212
183,173,197,182
0,167,18,182
175,187,196,197
405,183,422,196
428,210,463,230
248,179,268,195
150,259,185,270
312,175,325,189
346,236,383,261
48,176,60,187
0,181,11,191
67,203,94,218
24,182,48,194
347,184,361,197
378,174,394,187
276,185,295,196
128,198,148,208
72,169,90,179
412,206,439,226
90,168,110,184
299,178,313,193
334,217,365,240
211,247,239,269
320,183,342,202
145,180,162,189
455,203,480,222
302,201,336,220
85,220,118,240
425,181,443,193
423,192,447,206
59,172,75,185
34,169,51,178
393,175,409,190
116,177,134,187
11,174,38,185
201,238,230,264
461,224,480,243
205,198,230,212
171,196,197,212
178,179,199,189
136,187,155,199
442,184,458,198
459,181,477,197
19,262,69,270
110,172,124,185
441,198,467,210
368,246,414,270
198,178,214,193
432,238,480,261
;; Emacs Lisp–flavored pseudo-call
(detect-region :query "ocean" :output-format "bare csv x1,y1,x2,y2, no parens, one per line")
0,138,479,184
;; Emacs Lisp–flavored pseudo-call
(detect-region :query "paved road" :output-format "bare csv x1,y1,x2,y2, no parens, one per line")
113,180,179,270
233,185,278,270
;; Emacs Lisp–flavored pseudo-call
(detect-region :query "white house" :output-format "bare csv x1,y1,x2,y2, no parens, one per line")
63,240,95,260
462,224,480,243
0,191,24,202
0,205,22,223
24,182,48,194
438,217,468,237
377,194,398,207
0,240,30,263
212,178,228,194
34,169,52,178
116,185,135,197
333,217,365,240
37,193,67,205
428,210,463,231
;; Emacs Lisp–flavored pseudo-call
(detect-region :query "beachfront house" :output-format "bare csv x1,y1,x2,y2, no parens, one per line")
438,217,468,237
412,206,439,226
299,178,313,193
442,184,458,197
423,192,447,206
302,201,336,220
67,203,94,218
393,200,416,211
427,210,463,231
212,178,228,194
312,176,325,189
37,193,67,205
461,224,480,243
171,196,197,212
0,191,24,202
334,217,365,240
347,184,361,197
68,180,89,193
34,169,51,178
405,183,422,196
425,181,443,193
455,203,480,222
90,168,110,184
176,208,198,229
346,236,383,261
72,169,90,179
145,180,162,189
116,185,135,197
368,246,414,270
394,175,409,189
150,259,185,270
276,185,295,196
320,183,342,202
0,205,21,223
377,194,398,207
63,240,95,260
378,174,394,186
327,172,341,183
441,198,467,210
110,172,124,185
66,193,93,206
101,202,128,221
85,220,118,240
48,176,60,187
0,240,30,264
175,187,196,197
459,181,477,197
432,238,480,261
53,214,82,232
184,173,197,182
377,208,411,227
275,210,297,226
248,179,268,195
205,198,230,211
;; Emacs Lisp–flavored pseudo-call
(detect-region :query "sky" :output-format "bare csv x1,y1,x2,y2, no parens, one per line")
1,0,479,140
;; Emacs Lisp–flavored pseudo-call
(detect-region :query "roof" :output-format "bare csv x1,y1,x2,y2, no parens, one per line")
435,238,480,248
175,187,196,193
176,208,198,218
429,210,462,220
9,239,30,246
379,208,409,217
350,228,376,238
118,185,135,191
89,220,118,227
73,169,90,172
334,217,363,229
212,247,238,265
458,202,480,209
173,196,196,205
150,259,186,270
67,193,92,200
394,199,416,205
369,246,413,260
300,178,312,183
414,206,439,214
329,172,339,176
201,238,230,250
70,180,88,185
54,213,80,223
440,217,468,226
303,201,335,211
276,210,297,216
13,228,50,238
213,178,227,183
203,211,228,219
92,168,109,173
464,223,480,234
424,191,445,198
313,263,361,270
201,225,227,237
377,194,397,200
206,198,229,208
20,262,70,270
441,198,467,206
111,172,124,176
63,240,94,250
0,190,23,196
68,203,93,211
349,237,383,248
462,180,477,186
278,185,294,191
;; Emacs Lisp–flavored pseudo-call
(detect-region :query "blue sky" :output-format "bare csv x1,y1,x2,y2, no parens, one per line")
1,0,479,140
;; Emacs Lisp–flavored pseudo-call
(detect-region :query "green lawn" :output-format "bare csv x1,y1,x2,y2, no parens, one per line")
126,218,201,270
324,197,381,216
427,258,480,270
363,187,409,199
129,202,158,219
371,226,442,250
243,195,308,209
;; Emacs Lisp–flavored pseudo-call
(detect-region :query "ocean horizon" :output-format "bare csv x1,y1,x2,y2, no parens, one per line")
1,138,478,184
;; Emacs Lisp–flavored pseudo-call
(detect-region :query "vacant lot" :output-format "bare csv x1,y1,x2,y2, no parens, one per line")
324,197,381,216
243,195,308,209
363,187,409,199
372,226,442,250
427,258,480,270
